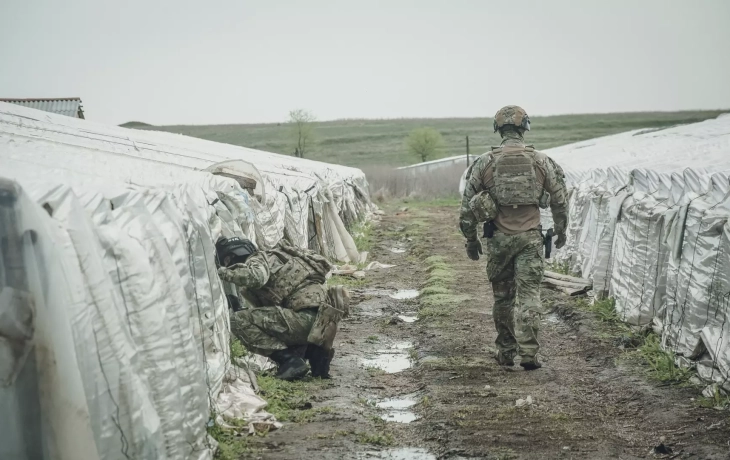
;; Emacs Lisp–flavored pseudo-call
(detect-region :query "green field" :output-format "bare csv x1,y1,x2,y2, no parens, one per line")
121,110,727,169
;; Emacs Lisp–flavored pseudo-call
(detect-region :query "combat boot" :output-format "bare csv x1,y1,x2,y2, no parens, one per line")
270,348,309,381
495,350,515,367
520,356,542,371
306,345,335,379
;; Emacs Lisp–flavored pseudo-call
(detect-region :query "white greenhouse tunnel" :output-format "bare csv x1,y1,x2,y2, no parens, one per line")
0,102,373,460
543,115,730,394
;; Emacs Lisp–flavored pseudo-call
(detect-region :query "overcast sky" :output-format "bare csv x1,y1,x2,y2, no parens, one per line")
2,0,729,126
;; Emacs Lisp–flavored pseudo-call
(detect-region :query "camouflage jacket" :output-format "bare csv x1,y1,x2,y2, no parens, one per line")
218,243,333,310
459,135,568,241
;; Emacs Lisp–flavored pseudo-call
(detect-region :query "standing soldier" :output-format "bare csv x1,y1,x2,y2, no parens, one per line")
216,237,349,380
459,106,568,370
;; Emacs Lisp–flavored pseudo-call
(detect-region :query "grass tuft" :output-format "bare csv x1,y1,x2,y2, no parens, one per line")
350,220,373,253
355,431,395,446
636,333,692,384
257,375,329,422
208,418,250,459
327,275,366,288
230,337,248,360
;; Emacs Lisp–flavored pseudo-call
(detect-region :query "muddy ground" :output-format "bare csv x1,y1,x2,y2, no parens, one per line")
242,202,730,460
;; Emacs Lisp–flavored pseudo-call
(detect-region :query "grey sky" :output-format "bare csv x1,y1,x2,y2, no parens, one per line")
2,0,729,126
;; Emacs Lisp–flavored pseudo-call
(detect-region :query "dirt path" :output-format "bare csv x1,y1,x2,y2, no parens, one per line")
243,203,730,460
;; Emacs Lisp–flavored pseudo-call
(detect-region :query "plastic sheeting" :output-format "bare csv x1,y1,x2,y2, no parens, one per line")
0,102,373,460
547,114,730,392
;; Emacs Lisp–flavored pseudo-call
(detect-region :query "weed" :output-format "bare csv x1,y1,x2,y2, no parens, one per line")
589,297,620,323
636,334,692,384
424,255,446,264
208,419,250,460
366,366,386,376
355,431,395,446
350,220,373,253
697,386,730,409
546,260,572,276
419,396,432,408
256,375,327,422
420,285,450,296
365,335,380,343
493,448,517,460
408,347,419,362
230,337,248,360
549,412,571,422
327,275,366,288
421,293,470,308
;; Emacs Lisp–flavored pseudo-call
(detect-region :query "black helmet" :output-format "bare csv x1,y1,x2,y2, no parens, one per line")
216,237,258,266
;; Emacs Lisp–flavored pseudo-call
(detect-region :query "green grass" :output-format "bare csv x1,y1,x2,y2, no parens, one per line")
208,420,250,460
256,375,329,422
230,337,248,360
327,274,366,288
636,333,692,384
588,297,620,323
350,219,373,253
365,335,380,343
697,386,730,409
123,111,728,168
355,431,395,446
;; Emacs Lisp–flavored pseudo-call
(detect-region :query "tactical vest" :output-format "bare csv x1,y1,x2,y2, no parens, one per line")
490,145,542,207
251,244,332,311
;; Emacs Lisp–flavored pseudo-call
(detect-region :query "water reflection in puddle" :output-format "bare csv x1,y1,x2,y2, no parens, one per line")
389,289,419,300
377,394,419,424
544,313,561,324
362,342,414,373
390,341,413,350
356,448,436,460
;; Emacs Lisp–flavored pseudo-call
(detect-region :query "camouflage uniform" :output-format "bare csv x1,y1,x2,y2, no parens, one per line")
218,244,333,357
460,107,568,364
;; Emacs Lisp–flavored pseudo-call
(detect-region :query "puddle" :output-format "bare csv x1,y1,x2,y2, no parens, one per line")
362,342,414,373
356,448,436,460
377,394,419,424
544,313,561,324
389,289,419,300
398,314,417,323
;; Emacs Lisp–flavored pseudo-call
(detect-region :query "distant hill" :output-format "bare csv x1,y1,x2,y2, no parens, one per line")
125,111,728,169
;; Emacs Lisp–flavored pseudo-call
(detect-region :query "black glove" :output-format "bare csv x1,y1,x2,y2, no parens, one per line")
555,233,567,249
466,239,483,261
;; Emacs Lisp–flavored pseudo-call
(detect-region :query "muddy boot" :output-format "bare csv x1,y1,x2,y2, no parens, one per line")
270,349,309,381
306,345,335,379
495,350,515,367
520,356,542,371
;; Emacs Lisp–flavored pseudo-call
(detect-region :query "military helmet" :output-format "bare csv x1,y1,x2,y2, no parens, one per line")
216,237,258,266
493,105,531,133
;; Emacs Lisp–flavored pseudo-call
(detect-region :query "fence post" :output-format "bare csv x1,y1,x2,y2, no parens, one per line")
466,135,470,166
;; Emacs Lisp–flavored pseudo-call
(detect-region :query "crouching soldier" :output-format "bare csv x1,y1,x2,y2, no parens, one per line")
216,237,349,381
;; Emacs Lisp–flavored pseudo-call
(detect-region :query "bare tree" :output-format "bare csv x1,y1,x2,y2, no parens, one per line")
406,127,444,163
289,109,316,158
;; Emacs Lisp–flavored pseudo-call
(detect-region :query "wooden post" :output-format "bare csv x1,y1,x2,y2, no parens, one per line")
466,135,470,166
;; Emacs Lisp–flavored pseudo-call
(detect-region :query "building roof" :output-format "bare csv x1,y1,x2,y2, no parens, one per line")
0,97,84,119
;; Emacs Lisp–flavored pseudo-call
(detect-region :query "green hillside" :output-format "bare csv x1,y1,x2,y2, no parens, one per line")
126,111,727,168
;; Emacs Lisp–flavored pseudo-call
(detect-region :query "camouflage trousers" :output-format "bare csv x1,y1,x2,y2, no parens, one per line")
230,307,317,357
485,230,544,360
